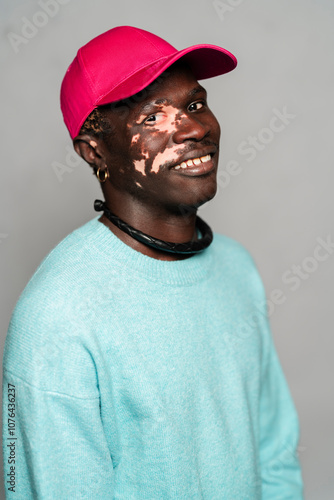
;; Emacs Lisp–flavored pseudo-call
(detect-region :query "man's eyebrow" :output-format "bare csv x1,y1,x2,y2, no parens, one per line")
188,85,207,98
137,98,171,114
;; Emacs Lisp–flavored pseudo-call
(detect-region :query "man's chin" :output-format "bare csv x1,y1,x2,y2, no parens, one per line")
190,181,218,209
175,187,217,218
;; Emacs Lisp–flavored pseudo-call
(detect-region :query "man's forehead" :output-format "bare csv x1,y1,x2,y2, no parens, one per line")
110,73,207,120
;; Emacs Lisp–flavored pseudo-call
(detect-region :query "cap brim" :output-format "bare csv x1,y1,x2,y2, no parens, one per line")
98,44,237,107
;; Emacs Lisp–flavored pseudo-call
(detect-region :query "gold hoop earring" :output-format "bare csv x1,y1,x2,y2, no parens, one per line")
96,167,109,183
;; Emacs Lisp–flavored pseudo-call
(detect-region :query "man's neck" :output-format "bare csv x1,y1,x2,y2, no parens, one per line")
98,203,198,261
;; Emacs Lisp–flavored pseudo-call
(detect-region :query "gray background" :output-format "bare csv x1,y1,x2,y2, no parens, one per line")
1,0,333,498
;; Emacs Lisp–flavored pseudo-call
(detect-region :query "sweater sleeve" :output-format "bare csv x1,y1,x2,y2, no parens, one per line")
2,371,114,499
258,318,304,499
2,277,115,499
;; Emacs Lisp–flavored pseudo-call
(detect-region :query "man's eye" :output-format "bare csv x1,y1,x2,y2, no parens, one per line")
142,112,166,126
188,101,204,112
144,115,157,123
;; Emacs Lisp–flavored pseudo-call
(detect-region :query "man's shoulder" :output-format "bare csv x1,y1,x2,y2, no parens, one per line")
29,217,103,282
4,217,107,391
211,232,266,296
11,217,107,319
212,232,256,267
39,216,102,269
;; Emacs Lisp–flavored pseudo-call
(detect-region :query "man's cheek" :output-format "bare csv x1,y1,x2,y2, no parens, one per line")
133,152,149,176
149,143,185,173
129,138,150,176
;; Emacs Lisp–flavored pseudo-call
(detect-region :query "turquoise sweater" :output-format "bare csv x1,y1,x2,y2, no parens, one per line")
2,217,303,499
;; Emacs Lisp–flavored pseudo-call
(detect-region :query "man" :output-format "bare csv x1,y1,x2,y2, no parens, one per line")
2,26,303,498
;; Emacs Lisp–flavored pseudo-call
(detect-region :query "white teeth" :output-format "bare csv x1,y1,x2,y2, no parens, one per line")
173,154,212,170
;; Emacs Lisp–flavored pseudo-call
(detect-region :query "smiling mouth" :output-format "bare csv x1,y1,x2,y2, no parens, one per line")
170,152,216,177
172,154,212,170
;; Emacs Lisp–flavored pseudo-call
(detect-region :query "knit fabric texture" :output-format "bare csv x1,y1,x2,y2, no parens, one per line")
2,217,304,499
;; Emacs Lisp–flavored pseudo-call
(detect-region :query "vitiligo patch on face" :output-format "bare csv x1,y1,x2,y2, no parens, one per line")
133,104,188,175
137,105,186,134
131,134,140,145
150,145,184,173
134,151,149,176
134,144,184,175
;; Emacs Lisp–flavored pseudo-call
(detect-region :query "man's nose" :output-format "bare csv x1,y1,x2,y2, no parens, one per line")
172,115,210,143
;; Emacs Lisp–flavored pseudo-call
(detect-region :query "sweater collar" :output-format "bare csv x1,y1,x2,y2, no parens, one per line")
82,217,213,286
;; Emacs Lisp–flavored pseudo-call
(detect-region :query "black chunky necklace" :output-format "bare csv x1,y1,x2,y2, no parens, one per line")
94,200,213,254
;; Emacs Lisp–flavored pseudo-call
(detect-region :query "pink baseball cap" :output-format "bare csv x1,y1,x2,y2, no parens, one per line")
60,26,237,139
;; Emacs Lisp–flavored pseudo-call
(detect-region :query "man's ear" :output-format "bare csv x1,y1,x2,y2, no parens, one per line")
73,134,105,170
